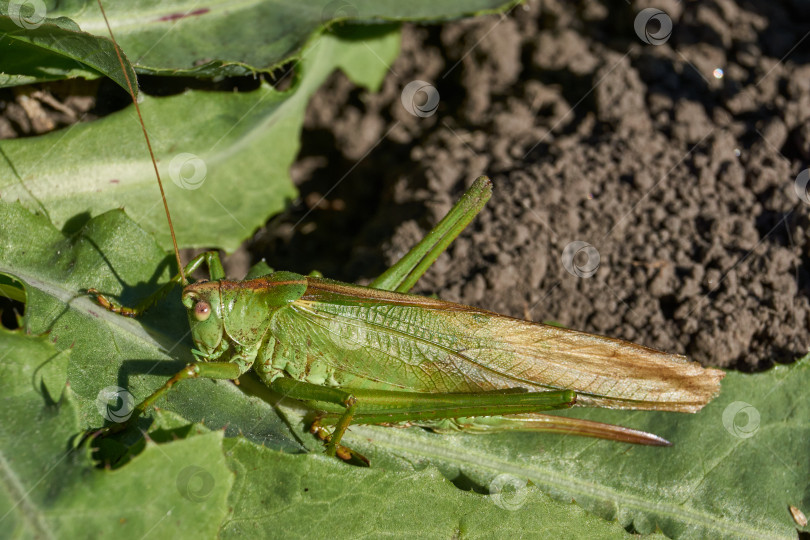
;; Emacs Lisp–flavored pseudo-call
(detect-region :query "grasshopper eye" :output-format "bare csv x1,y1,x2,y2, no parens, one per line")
193,301,211,321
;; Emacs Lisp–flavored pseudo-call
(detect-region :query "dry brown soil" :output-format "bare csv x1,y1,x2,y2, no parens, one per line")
258,0,810,371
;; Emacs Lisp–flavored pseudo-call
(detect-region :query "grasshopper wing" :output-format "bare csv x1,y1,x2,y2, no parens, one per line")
270,278,723,412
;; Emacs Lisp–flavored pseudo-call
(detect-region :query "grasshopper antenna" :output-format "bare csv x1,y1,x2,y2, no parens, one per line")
96,0,187,285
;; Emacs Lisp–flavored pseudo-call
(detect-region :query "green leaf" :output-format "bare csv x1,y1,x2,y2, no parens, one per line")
0,27,399,251
0,11,137,90
46,0,518,77
2,202,807,539
0,327,233,538
220,438,655,539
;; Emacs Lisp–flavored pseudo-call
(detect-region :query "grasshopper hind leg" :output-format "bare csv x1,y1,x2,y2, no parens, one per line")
267,378,580,459
309,415,370,465
371,176,492,293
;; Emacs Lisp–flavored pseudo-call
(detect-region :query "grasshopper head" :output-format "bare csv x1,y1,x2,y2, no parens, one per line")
180,272,307,362
181,281,226,361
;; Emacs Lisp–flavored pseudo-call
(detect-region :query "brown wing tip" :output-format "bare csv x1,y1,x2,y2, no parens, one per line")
576,362,726,413
688,366,726,412
708,367,726,381
643,363,727,413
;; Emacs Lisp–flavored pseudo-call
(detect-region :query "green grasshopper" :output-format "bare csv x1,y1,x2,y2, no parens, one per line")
90,1,724,461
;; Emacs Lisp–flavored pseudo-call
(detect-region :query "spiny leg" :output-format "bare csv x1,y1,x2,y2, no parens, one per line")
270,378,576,456
309,388,669,447
89,250,225,317
101,361,243,436
308,416,363,462
371,176,492,293
270,378,359,457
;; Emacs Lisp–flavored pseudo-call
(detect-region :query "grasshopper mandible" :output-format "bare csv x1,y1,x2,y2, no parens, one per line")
90,1,724,461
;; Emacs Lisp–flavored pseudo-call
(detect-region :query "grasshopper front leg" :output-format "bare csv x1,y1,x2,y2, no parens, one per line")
89,250,225,317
